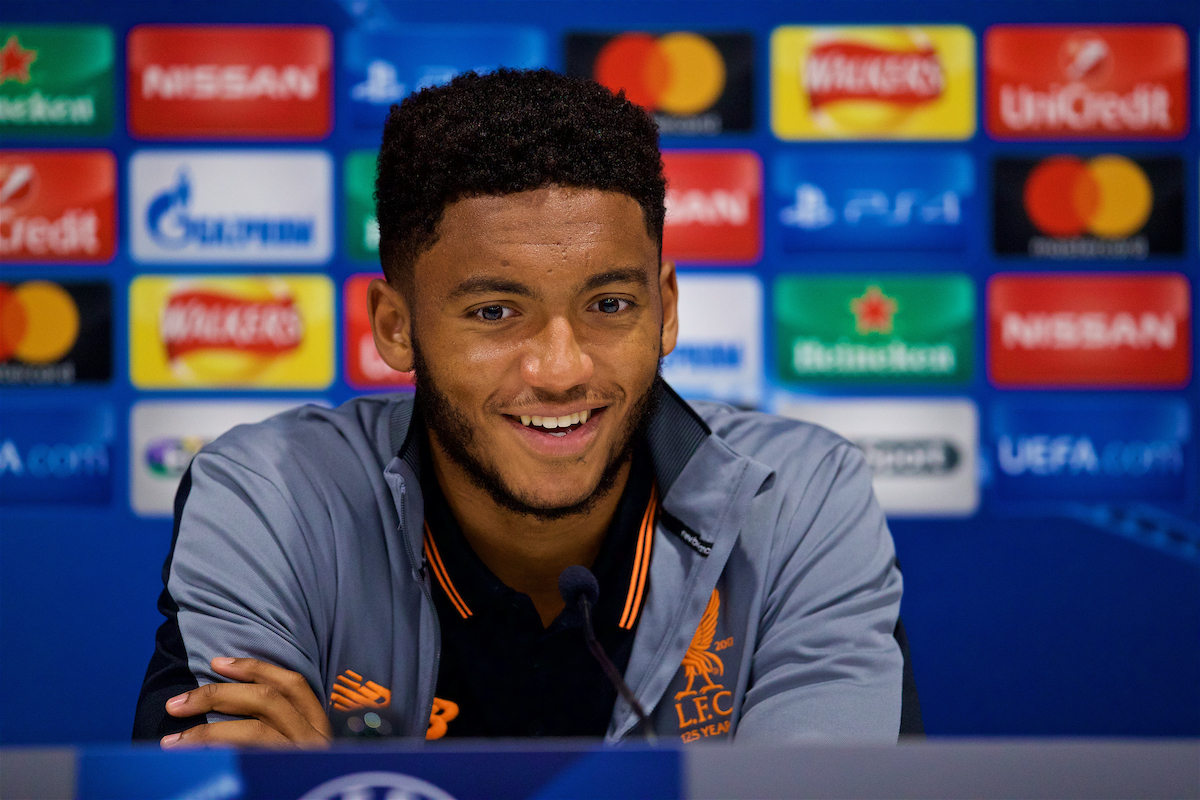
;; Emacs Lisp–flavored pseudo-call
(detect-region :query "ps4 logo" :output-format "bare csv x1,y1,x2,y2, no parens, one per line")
146,170,316,249
350,60,471,105
780,183,962,230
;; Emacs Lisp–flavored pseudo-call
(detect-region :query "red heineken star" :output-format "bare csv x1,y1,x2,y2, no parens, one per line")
850,285,898,335
0,35,37,84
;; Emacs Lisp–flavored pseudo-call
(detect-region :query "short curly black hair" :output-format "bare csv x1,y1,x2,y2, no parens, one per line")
375,68,666,293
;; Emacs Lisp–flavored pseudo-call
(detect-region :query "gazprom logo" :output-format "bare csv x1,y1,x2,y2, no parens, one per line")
131,150,333,264
670,342,743,368
146,169,315,249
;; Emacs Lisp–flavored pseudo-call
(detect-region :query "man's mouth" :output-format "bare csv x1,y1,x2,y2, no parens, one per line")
507,407,600,437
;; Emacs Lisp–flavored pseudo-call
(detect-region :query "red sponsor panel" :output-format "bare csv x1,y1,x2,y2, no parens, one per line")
0,150,116,263
662,150,761,264
127,25,332,139
988,273,1191,388
344,273,414,390
985,25,1188,139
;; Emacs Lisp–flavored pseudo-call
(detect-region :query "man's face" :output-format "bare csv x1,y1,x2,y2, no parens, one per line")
404,186,677,517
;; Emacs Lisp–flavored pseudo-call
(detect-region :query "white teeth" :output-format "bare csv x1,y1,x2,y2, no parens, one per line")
531,415,542,426
581,409,590,423
570,412,581,425
520,415,531,426
542,417,558,429
557,414,572,427
520,410,595,429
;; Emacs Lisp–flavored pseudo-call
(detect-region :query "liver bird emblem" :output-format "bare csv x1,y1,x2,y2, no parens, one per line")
675,589,724,700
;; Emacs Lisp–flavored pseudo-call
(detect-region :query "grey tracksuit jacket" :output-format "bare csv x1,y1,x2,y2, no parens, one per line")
134,385,904,743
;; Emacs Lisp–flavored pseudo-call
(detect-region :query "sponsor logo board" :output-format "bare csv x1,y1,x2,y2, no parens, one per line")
985,25,1188,139
129,274,334,389
127,25,332,139
0,280,111,385
566,31,753,135
344,273,414,389
662,150,761,264
0,402,114,506
346,26,545,131
993,154,1183,258
990,398,1192,504
344,150,378,262
774,274,973,384
0,26,114,135
776,397,979,516
662,274,762,405
130,400,312,515
988,273,1191,388
771,26,975,140
130,150,332,264
774,150,974,251
0,150,116,263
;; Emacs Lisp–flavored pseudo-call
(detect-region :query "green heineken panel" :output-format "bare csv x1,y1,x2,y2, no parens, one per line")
344,150,380,262
0,26,114,135
774,274,974,384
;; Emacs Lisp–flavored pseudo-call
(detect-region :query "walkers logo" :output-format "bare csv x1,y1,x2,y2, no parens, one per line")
774,151,974,251
771,26,975,139
344,273,414,389
344,151,379,262
130,150,333,264
988,273,1191,388
993,154,1183,259
0,26,113,135
127,25,331,139
0,280,111,385
774,275,973,384
346,26,545,131
662,150,761,264
566,32,753,135
130,400,309,515
663,275,762,405
0,403,113,506
129,275,334,389
0,150,115,263
674,589,734,743
777,398,979,516
985,25,1188,139
990,398,1192,504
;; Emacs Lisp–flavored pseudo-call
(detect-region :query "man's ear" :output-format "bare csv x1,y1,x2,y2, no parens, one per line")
659,258,679,357
368,278,414,373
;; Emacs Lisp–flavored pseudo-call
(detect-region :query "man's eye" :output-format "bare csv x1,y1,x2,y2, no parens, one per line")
592,298,629,314
475,305,513,321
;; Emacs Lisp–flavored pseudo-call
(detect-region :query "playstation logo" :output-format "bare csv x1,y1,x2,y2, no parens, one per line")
352,60,406,104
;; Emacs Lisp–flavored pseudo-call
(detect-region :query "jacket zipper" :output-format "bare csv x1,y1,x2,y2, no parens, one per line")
398,481,442,739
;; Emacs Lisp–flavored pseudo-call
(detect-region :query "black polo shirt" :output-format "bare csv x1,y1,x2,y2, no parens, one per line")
419,439,657,738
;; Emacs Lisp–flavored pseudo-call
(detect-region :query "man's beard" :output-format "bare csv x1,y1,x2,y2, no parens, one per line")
412,342,662,522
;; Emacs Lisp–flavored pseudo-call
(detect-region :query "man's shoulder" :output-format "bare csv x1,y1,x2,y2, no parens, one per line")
201,394,411,479
689,399,858,476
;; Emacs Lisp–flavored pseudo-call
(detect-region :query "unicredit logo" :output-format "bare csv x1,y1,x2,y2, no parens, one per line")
161,289,303,360
0,151,115,262
146,170,315,250
805,40,944,106
985,25,1188,139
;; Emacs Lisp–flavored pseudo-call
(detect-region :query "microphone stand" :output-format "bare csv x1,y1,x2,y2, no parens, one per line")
578,594,657,744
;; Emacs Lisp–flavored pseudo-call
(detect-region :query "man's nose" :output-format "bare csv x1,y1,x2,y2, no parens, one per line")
520,316,594,392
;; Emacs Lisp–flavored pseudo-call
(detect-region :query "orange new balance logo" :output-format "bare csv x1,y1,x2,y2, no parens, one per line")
330,669,391,712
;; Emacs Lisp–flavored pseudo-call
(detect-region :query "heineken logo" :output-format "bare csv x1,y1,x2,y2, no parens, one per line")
774,275,973,384
0,26,113,134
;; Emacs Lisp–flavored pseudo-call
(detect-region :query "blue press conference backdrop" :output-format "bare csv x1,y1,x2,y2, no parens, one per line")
1,0,1198,745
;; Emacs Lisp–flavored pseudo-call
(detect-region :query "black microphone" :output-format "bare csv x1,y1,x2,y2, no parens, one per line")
558,565,656,742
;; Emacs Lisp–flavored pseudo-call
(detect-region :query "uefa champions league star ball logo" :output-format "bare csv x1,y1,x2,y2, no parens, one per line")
297,771,458,800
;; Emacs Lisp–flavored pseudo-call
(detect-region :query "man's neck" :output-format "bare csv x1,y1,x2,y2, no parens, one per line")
427,437,632,627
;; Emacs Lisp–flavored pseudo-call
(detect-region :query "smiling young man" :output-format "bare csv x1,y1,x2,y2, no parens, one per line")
134,69,918,746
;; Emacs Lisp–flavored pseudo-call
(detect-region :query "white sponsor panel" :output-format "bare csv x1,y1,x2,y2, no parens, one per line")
662,274,762,405
130,400,315,516
130,150,333,264
775,397,979,517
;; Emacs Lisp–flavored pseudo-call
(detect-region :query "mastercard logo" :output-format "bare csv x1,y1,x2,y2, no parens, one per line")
594,32,725,115
0,281,80,364
1023,155,1152,239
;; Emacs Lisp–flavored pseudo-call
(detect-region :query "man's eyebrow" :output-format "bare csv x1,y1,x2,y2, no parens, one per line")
447,276,542,301
578,268,651,293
